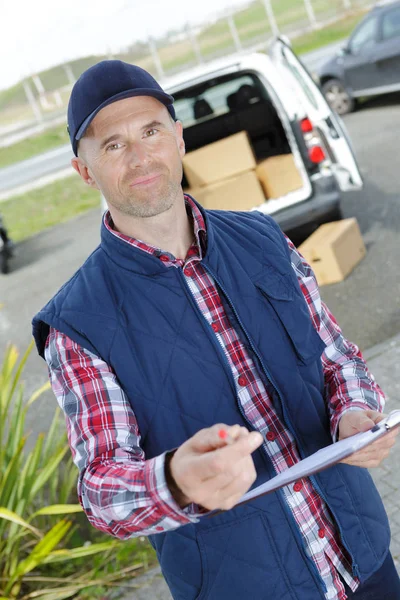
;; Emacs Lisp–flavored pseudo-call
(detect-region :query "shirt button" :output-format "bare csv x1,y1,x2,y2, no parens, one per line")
318,528,325,539
156,526,164,532
293,481,303,492
159,254,170,262
266,431,276,442
238,375,247,387
211,322,220,333
184,266,194,277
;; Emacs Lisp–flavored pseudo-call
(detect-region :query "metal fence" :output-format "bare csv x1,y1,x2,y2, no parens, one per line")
0,0,374,140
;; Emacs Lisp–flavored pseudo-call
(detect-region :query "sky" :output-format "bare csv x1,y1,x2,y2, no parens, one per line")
0,0,249,90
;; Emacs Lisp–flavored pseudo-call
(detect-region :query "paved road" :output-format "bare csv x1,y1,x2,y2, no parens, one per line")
320,93,400,351
0,145,74,196
0,41,343,198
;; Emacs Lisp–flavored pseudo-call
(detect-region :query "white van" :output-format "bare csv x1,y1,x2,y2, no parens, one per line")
103,38,363,236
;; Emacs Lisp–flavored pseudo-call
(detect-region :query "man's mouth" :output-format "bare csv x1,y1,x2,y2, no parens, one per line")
130,174,162,187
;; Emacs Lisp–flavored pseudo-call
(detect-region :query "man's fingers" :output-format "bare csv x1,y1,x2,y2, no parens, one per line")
342,448,392,467
192,459,257,510
341,431,397,467
339,410,386,440
188,456,257,508
191,424,250,453
194,431,263,480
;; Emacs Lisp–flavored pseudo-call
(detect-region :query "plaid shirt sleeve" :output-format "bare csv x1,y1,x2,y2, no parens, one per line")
44,327,200,540
286,235,385,439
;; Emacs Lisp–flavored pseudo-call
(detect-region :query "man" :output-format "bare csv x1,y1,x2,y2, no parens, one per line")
32,60,399,600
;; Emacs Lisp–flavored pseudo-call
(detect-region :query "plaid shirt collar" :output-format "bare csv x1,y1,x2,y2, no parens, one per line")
104,195,206,262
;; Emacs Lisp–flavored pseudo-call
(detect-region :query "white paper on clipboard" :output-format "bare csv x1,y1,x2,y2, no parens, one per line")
236,409,400,507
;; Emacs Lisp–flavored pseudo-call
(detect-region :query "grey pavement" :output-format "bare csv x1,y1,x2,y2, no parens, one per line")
118,333,400,599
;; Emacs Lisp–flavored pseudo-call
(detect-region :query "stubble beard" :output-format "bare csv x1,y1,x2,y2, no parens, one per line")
107,176,182,219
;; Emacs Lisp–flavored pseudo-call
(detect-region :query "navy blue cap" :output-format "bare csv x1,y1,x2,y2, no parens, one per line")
67,60,175,156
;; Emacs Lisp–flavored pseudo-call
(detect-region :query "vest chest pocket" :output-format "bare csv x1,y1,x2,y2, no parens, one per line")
254,276,326,367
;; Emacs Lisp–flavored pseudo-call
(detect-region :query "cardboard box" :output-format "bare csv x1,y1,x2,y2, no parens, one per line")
193,170,266,211
256,154,303,198
298,218,366,286
183,132,256,188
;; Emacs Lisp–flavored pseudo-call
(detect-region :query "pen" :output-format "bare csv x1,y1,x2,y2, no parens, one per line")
218,428,234,444
219,427,268,445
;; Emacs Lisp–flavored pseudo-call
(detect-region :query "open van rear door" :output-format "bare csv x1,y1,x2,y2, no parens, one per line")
269,38,363,192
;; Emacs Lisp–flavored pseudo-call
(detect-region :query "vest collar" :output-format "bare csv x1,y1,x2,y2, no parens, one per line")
100,198,214,275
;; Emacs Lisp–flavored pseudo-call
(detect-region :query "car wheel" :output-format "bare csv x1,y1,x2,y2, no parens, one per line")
322,79,354,115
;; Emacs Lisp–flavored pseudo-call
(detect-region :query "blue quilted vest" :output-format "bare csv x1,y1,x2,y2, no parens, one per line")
33,206,390,600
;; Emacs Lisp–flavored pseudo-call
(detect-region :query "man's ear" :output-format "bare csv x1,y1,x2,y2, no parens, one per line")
175,120,186,158
71,157,99,189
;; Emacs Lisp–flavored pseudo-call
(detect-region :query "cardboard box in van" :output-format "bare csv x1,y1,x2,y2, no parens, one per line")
183,132,256,188
256,154,303,199
188,170,266,211
298,218,366,286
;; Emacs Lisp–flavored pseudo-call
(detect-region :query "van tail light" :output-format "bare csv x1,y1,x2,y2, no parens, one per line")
300,118,313,133
299,117,328,167
309,146,326,164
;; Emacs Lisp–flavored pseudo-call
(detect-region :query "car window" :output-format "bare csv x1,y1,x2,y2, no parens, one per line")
173,74,261,128
382,6,400,40
349,16,378,54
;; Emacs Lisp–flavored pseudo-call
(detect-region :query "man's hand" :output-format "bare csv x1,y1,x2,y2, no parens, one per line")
339,410,398,468
168,424,263,511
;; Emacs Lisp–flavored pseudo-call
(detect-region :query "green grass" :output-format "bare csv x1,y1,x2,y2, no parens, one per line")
292,13,365,55
1,175,100,242
0,123,69,168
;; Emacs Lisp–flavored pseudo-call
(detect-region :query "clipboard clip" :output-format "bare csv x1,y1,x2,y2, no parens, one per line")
371,410,400,433
382,409,400,431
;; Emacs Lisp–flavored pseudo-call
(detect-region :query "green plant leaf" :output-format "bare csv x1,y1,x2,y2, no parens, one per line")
30,505,82,519
0,507,40,537
41,541,118,564
0,436,26,509
29,445,70,498
6,342,34,414
6,387,26,459
22,587,80,600
25,381,51,411
5,520,72,593
23,435,45,502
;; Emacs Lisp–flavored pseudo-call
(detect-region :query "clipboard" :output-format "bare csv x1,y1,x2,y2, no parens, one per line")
207,410,400,516
236,409,400,507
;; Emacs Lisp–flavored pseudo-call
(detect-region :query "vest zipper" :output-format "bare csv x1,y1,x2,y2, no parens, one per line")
202,265,360,581
183,264,328,595
180,269,240,395
186,258,364,582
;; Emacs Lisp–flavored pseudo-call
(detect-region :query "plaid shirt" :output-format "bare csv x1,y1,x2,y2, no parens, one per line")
45,197,385,600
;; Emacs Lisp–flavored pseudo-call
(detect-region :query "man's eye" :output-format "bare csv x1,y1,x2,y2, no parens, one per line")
106,143,122,152
145,128,158,137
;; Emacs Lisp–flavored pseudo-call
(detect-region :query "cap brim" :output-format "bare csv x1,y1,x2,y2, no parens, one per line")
75,88,175,142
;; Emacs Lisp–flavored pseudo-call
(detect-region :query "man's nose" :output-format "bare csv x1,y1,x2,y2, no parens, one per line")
127,141,152,168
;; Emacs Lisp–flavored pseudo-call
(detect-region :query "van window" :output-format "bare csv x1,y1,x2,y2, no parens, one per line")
280,46,319,110
382,6,400,41
173,74,262,128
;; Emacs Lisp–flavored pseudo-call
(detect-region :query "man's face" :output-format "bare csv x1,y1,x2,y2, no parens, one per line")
77,96,185,219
